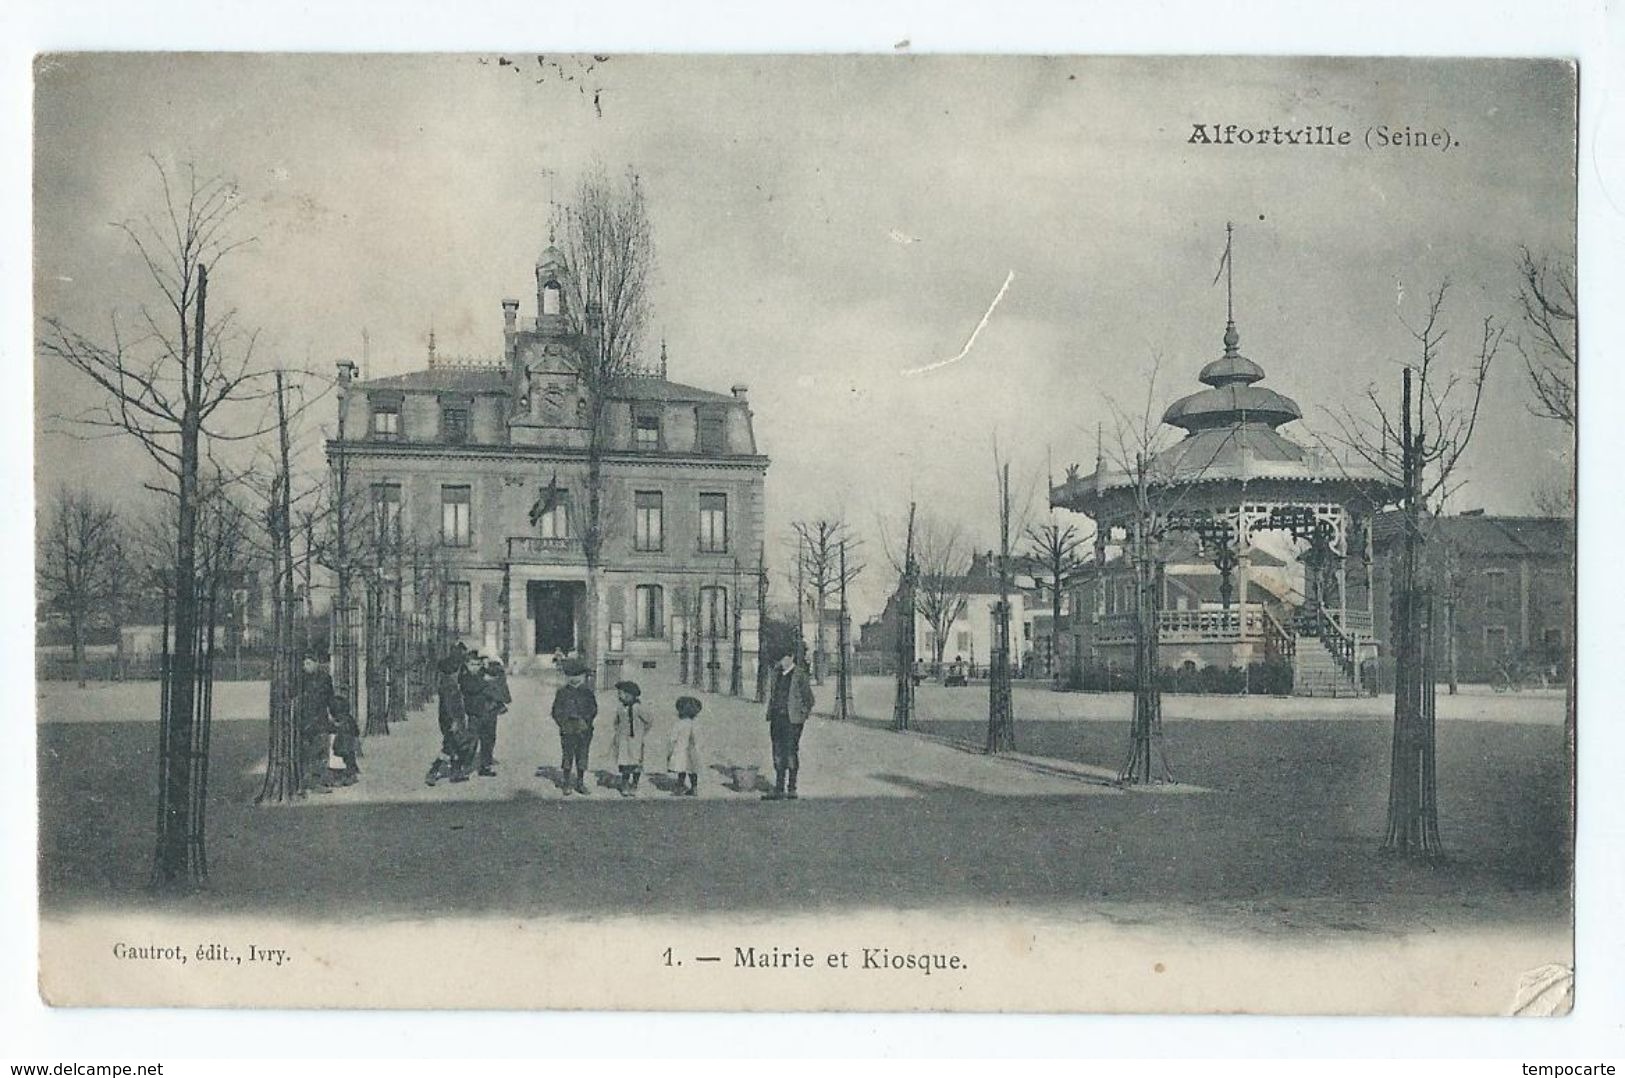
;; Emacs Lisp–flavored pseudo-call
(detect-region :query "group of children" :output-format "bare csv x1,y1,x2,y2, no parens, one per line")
545,657,705,797
425,644,512,786
422,650,706,796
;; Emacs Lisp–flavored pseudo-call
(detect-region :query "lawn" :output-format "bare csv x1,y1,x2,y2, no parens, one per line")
35,677,1571,939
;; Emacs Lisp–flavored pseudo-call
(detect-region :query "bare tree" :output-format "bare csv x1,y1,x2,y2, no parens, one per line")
833,535,865,720
1023,520,1088,687
1529,479,1575,519
225,370,344,801
256,373,305,803
889,503,918,730
911,514,972,671
40,157,278,888
38,487,126,686
1515,247,1576,430
1513,245,1577,819
554,162,655,684
987,457,1017,753
792,519,860,684
1329,282,1500,515
1099,358,1186,785
124,469,252,880
1326,280,1501,856
1094,348,1264,782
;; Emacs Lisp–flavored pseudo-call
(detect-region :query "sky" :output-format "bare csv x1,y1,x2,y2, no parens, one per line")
32,54,1577,619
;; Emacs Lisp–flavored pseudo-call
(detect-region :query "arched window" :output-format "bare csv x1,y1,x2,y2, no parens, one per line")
542,281,562,316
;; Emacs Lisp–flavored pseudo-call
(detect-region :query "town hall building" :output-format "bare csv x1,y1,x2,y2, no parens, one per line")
329,245,769,682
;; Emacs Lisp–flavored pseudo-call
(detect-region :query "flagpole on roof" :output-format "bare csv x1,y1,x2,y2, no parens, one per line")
1226,221,1235,325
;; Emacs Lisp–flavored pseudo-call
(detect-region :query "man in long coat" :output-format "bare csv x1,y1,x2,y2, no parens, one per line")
763,647,815,800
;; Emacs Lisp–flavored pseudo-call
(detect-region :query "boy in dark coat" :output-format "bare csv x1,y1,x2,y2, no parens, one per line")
331,694,362,785
475,657,511,777
548,658,597,795
427,651,475,785
459,651,494,778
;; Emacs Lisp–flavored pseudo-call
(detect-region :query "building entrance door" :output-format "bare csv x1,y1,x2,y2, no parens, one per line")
529,581,582,654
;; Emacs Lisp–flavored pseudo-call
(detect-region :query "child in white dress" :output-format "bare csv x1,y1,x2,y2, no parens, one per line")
610,680,652,796
668,695,702,797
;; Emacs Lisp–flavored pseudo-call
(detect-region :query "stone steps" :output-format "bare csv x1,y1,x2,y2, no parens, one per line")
1292,635,1361,698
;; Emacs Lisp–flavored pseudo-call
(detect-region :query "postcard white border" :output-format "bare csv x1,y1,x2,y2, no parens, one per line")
3,0,1621,1060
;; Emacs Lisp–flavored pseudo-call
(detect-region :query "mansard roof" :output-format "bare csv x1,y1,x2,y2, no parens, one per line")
612,375,739,405
360,368,511,393
356,366,740,406
1371,511,1571,557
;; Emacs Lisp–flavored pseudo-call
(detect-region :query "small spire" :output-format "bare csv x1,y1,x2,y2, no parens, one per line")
659,338,669,380
428,320,437,366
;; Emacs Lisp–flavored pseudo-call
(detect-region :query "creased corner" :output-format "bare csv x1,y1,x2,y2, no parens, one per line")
1510,962,1574,1016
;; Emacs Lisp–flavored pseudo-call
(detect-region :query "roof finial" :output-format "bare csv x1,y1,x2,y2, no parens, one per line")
428,319,437,366
659,337,669,380
542,167,558,244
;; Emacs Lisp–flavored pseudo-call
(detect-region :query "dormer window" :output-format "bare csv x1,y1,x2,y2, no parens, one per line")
697,408,727,454
371,401,401,441
441,404,470,445
634,412,661,451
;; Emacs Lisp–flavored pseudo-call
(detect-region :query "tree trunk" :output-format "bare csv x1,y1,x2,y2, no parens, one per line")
1445,597,1458,695
364,579,389,736
70,610,86,688
1051,572,1063,689
893,573,915,731
730,562,743,697
836,542,849,720
583,443,603,686
1384,366,1442,856
153,268,205,889
257,374,303,804
813,583,827,685
755,553,769,703
986,463,1016,754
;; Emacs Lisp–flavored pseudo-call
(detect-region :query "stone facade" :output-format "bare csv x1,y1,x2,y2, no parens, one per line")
329,245,769,681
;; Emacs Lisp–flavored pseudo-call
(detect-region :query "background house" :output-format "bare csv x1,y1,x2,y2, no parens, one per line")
1372,510,1572,685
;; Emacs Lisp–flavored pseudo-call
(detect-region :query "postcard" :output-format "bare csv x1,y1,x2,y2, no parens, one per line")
33,53,1576,1014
